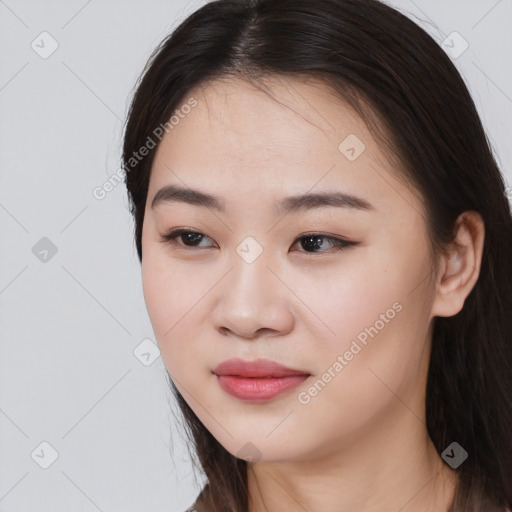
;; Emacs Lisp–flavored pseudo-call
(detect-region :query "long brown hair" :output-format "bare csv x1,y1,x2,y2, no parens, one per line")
121,0,512,510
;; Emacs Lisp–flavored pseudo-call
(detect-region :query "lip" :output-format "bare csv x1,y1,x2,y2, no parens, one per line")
213,358,310,378
213,358,311,402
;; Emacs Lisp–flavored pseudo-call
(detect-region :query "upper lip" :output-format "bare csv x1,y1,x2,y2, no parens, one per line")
213,358,310,378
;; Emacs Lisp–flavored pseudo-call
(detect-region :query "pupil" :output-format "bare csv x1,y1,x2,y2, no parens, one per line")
185,233,202,245
302,236,323,252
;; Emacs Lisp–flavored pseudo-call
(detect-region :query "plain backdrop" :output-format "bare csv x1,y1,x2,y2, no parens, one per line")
0,0,511,511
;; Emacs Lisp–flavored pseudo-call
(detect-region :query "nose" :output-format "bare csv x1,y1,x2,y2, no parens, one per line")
211,251,296,341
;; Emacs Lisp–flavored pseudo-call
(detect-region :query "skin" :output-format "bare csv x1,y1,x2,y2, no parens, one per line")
140,75,485,512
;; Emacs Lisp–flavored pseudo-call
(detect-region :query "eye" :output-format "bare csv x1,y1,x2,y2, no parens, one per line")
159,228,216,248
291,233,357,253
159,228,358,254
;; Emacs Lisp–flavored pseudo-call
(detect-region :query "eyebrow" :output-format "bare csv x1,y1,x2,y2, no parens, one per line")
150,184,375,214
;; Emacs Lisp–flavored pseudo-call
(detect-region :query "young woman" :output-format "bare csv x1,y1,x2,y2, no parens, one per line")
121,0,512,510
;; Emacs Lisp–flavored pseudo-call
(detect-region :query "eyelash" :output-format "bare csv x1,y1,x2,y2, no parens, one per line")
159,228,358,255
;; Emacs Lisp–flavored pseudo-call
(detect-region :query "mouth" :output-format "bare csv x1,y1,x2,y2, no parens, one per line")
213,358,311,401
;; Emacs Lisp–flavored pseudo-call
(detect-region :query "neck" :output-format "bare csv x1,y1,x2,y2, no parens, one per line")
247,408,459,512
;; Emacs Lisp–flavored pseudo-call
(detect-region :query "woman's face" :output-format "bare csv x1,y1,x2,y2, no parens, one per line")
141,75,439,462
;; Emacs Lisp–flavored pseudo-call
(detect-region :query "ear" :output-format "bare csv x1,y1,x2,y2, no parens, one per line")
431,211,485,318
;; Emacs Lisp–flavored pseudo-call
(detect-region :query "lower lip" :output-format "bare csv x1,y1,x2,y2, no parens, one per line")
216,374,309,401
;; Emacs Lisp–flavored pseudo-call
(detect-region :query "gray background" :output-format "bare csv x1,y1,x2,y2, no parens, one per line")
0,0,510,511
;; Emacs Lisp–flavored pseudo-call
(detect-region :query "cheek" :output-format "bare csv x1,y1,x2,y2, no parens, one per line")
141,250,199,355
141,247,224,390
289,244,425,349
293,238,433,395
289,284,431,454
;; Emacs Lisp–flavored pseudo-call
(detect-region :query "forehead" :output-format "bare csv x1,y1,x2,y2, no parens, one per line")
148,75,421,218
162,74,373,162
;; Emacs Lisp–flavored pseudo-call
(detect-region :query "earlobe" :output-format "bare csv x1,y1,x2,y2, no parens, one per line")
431,211,485,318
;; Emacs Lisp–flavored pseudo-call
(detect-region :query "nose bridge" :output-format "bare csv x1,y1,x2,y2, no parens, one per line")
211,237,295,338
226,238,276,303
